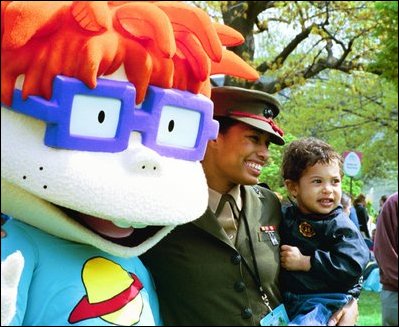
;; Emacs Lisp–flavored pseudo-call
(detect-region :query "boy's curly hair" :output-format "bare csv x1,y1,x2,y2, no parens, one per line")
281,137,343,181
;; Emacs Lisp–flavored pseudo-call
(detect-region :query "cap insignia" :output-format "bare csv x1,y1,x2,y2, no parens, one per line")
263,106,274,118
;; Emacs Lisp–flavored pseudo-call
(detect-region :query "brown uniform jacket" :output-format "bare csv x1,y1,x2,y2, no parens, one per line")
140,185,283,326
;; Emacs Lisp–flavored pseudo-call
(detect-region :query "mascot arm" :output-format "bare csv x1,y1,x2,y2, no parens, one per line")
1,223,35,326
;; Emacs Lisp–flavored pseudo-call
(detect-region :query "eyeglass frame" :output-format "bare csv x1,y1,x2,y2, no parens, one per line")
2,75,219,161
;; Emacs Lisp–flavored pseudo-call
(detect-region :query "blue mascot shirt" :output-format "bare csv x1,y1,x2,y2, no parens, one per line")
1,219,162,326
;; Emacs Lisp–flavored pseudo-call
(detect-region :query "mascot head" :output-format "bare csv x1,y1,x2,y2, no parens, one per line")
1,1,258,257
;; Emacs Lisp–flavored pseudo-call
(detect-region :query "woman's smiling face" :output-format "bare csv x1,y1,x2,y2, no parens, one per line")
203,122,270,192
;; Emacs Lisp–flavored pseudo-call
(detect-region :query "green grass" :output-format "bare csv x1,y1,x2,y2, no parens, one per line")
357,290,382,326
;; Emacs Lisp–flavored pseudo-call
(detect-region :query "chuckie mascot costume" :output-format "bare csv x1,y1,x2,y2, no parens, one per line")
1,2,258,325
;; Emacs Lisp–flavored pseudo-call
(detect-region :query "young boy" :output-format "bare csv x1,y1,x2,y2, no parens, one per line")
279,137,370,325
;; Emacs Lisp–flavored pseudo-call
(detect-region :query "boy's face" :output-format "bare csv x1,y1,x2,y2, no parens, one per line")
286,160,342,215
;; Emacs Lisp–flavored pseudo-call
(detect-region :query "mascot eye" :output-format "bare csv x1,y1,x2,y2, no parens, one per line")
70,95,121,138
156,106,201,148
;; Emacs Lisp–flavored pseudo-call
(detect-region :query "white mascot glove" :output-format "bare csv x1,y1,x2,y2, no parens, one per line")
1,251,24,326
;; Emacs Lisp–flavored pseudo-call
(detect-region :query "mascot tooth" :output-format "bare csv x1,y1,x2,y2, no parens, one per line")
1,1,259,325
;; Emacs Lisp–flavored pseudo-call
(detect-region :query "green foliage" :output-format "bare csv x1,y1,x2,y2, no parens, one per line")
366,201,378,222
191,1,398,190
259,133,297,196
342,175,363,197
367,1,398,86
280,70,398,183
358,290,382,326
254,1,397,188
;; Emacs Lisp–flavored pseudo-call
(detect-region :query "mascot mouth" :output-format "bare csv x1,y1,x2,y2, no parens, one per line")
61,206,163,247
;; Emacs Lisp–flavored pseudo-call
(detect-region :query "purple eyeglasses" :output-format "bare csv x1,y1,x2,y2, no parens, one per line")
4,75,219,161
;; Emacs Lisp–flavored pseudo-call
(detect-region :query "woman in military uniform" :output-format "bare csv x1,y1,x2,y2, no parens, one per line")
140,86,358,326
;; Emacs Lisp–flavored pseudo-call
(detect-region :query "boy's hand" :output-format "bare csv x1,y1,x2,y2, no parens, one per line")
280,244,311,271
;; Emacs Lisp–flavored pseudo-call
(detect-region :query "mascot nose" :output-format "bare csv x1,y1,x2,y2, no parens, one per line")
125,133,161,175
129,149,161,174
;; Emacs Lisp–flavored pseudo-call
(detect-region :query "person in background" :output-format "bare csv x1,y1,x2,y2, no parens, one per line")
342,196,377,284
140,87,359,326
341,192,360,229
279,137,369,326
370,228,377,251
379,194,388,215
354,193,371,238
373,192,398,326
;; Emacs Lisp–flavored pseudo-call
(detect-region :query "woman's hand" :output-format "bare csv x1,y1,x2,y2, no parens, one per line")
328,298,358,326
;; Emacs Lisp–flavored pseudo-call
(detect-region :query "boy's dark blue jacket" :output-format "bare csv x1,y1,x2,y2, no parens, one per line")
279,205,370,297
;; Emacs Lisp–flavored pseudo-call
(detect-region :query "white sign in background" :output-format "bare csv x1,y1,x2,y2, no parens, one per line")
343,151,362,177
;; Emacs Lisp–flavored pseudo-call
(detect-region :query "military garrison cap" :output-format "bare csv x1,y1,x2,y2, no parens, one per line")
211,86,285,145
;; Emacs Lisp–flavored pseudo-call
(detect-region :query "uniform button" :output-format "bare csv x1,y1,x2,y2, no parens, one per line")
241,308,253,319
234,281,246,292
231,254,241,265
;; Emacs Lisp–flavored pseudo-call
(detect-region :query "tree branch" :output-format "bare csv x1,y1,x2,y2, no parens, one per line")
256,24,315,73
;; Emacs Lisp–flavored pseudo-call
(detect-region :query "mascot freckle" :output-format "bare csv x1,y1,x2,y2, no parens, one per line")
1,1,258,325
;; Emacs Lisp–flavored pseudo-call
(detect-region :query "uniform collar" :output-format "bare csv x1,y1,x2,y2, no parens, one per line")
208,185,242,214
